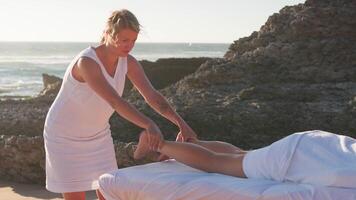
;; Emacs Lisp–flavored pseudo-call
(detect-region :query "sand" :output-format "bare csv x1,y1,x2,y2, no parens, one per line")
0,180,98,200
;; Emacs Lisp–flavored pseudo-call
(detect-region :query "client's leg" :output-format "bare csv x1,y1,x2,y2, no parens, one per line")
187,137,245,154
136,133,245,160
157,133,246,161
135,132,247,178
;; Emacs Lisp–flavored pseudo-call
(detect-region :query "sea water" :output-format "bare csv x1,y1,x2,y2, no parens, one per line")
0,42,229,97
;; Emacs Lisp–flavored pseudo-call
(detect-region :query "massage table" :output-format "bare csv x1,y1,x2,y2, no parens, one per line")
98,159,356,200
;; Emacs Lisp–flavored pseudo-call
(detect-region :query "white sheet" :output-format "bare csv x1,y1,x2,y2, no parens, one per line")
243,130,356,188
98,160,356,200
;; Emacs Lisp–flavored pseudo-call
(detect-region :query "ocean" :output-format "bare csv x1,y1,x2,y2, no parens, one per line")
0,42,229,97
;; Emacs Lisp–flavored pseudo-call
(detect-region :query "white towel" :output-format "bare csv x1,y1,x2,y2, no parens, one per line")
243,130,356,188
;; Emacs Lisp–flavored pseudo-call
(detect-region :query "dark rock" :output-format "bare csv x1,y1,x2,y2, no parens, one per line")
39,73,62,97
123,57,211,96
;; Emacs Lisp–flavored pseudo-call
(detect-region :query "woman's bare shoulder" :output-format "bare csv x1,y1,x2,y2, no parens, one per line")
127,54,139,65
77,57,100,69
127,54,141,73
72,57,102,82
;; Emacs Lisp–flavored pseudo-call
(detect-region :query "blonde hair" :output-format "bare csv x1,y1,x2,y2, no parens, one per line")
100,9,140,44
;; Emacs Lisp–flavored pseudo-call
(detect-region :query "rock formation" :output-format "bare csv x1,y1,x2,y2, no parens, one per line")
113,0,356,147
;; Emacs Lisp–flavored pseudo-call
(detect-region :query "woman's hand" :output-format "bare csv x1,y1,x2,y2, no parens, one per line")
178,123,197,142
145,123,163,151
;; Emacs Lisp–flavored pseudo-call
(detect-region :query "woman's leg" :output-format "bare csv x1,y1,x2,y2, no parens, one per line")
135,132,247,178
63,191,85,200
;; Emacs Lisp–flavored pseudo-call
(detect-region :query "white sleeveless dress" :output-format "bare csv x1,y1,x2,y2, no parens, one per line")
44,46,127,193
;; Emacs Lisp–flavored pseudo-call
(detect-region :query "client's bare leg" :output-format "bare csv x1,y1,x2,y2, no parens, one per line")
157,135,246,161
136,133,244,160
187,137,246,154
135,132,247,178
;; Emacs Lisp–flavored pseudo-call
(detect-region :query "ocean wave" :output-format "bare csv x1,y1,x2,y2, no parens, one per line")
0,88,11,94
0,64,67,71
0,80,43,96
0,55,73,64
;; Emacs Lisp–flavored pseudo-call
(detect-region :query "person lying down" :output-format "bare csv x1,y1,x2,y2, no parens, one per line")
134,130,356,188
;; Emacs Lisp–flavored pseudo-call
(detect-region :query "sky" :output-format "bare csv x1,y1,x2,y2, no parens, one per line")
0,0,305,43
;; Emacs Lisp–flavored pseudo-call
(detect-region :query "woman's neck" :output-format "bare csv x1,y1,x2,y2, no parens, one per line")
96,44,118,69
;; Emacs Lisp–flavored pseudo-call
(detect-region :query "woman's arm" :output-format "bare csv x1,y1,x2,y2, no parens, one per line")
76,57,162,150
126,55,197,141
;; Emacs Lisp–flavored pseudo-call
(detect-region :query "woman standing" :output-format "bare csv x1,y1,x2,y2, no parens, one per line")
44,9,196,200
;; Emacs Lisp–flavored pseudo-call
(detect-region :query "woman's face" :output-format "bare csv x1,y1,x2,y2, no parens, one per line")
111,28,138,56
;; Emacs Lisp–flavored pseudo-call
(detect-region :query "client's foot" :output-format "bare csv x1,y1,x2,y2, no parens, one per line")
134,132,151,160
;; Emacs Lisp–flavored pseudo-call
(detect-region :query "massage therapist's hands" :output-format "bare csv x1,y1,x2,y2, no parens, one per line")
145,123,163,151
158,130,197,162
178,123,197,142
157,123,197,162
